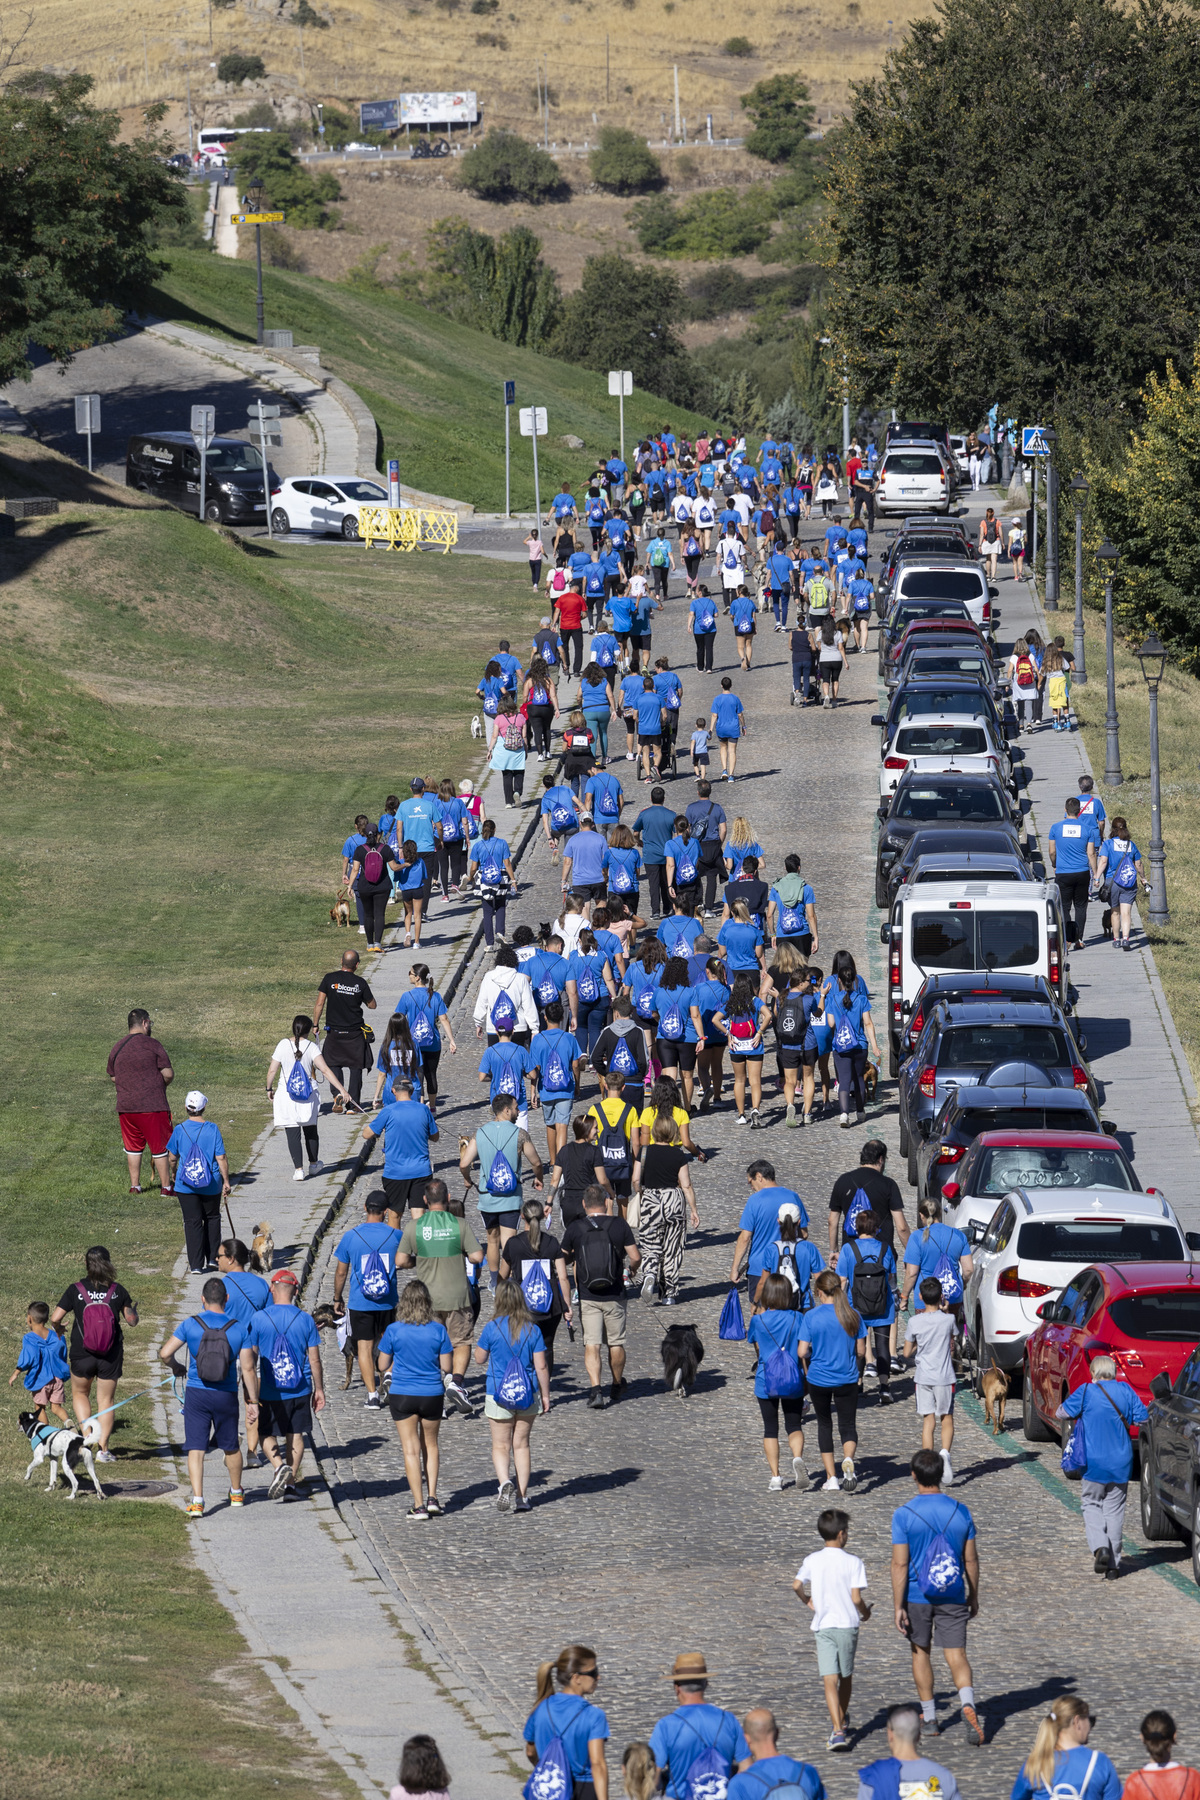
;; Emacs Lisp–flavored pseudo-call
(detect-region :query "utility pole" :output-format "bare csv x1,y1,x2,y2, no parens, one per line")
674,66,681,140
186,74,194,156
606,35,610,104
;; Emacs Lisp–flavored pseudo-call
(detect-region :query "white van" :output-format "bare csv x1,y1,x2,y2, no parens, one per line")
882,879,1069,1060
889,560,996,634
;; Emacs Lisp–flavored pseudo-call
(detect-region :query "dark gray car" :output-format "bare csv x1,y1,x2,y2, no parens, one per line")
911,1083,1108,1199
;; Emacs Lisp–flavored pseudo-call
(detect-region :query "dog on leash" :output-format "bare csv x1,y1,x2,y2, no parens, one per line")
251,1221,275,1272
661,1322,704,1397
330,887,352,927
19,1411,105,1500
862,1062,879,1104
312,1303,356,1389
980,1361,1010,1435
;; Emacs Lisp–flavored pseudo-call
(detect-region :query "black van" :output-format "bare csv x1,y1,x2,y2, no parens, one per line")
125,432,278,525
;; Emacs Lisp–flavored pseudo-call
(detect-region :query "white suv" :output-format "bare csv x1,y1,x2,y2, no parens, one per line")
878,444,953,515
879,712,1013,802
964,1188,1189,1381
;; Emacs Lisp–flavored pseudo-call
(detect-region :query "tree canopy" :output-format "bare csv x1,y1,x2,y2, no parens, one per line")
0,74,188,385
588,127,663,195
226,132,341,229
821,0,1200,426
551,253,695,403
422,217,561,348
457,130,564,203
740,73,815,165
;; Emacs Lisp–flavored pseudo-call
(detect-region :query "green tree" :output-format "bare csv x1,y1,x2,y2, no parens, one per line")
217,52,266,83
740,73,815,164
457,129,563,202
588,127,663,195
550,252,697,402
226,131,341,229
420,217,561,347
822,0,1200,425
0,75,188,384
629,186,775,258
318,106,355,150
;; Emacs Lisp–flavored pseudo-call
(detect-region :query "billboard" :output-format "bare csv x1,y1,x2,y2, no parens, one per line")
360,99,401,131
400,91,479,125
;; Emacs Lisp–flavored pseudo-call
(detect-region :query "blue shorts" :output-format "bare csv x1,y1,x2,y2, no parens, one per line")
183,1387,241,1454
541,1097,574,1126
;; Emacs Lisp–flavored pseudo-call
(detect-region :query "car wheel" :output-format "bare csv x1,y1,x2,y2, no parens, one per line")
203,500,223,523
1140,1444,1174,1540
1022,1367,1052,1441
906,1141,919,1188
341,513,361,540
875,874,890,909
270,509,291,535
888,1040,900,1080
898,1106,910,1158
1191,1494,1200,1585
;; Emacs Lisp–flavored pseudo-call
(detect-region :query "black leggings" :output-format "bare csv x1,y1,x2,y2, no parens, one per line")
359,887,390,945
325,1057,364,1104
808,1381,859,1453
757,1395,805,1439
284,1124,320,1170
437,842,467,891
695,632,715,671
866,1323,891,1393
482,897,507,946
501,768,525,806
528,706,554,756
421,1048,442,1099
178,1192,223,1271
562,628,584,676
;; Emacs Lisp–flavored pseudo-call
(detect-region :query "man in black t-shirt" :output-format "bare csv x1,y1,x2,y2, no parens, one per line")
562,1186,640,1407
312,950,376,1109
828,1141,908,1373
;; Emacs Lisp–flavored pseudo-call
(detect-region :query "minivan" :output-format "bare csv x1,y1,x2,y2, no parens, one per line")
889,559,997,634
877,447,951,516
126,432,278,525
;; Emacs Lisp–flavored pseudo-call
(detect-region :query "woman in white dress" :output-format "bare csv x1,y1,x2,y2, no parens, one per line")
265,1014,357,1181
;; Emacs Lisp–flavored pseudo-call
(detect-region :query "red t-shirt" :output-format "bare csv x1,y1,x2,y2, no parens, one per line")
846,457,863,489
557,592,586,631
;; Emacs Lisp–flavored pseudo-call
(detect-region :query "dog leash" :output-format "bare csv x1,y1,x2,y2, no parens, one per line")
84,1373,183,1425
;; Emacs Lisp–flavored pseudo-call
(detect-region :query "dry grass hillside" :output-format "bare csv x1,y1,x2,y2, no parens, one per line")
17,0,928,144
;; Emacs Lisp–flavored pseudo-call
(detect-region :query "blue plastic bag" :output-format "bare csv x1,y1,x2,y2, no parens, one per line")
719,1285,746,1341
1061,1416,1087,1481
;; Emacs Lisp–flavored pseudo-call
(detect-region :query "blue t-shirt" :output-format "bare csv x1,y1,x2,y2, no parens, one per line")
904,1223,970,1310
729,595,757,636
527,949,570,1007
250,1303,320,1398
689,595,718,634
711,692,745,739
770,883,815,936
369,1099,439,1179
1060,1378,1148,1484
633,804,677,864
219,1270,272,1326
396,795,438,851
718,919,763,971
477,673,503,715
397,857,427,895
748,1308,806,1400
341,831,367,860
569,549,592,578
584,564,607,598
762,1237,826,1309
1049,816,1101,875
726,838,764,880
650,1705,750,1800
479,1040,534,1104
552,491,577,518
477,1318,545,1399
611,595,636,634
567,950,612,1003
658,914,704,956
636,690,665,734
654,670,683,712
728,1757,824,1800
590,632,620,669
396,986,449,1051
766,550,792,591
653,981,695,1043
581,678,612,714
333,1221,403,1310
848,577,874,613
836,1237,897,1324
16,1329,71,1392
435,797,468,843
691,976,731,1042
173,1310,247,1393
1012,1748,1121,1800
586,772,624,820
531,1027,582,1100
1078,792,1107,823
602,844,643,895
470,836,511,883
378,1320,451,1397
801,1303,867,1387
566,829,606,885
524,1694,610,1781
739,1186,809,1278
1102,838,1142,889
891,1493,976,1604
168,1119,226,1196
826,990,872,1052
541,786,579,832
618,670,643,712
665,835,701,883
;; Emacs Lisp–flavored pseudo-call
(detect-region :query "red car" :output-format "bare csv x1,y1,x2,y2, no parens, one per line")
1023,1261,1200,1442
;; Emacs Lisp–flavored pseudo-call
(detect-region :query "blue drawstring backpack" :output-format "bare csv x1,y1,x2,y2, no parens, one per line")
598,782,619,818
676,846,699,885
719,1286,746,1341
180,1125,214,1190
1114,852,1138,889
355,1232,392,1302
268,1317,304,1389
543,1038,570,1093
536,974,559,1007
611,860,634,893
521,1262,553,1314
410,1002,437,1049
926,1224,964,1303
523,1697,587,1800
493,1050,522,1098
833,1002,859,1053
845,1186,873,1237
678,1715,733,1800
1062,1416,1088,1480
577,964,601,1003
779,903,803,936
496,1332,536,1408
610,1035,638,1077
491,993,518,1034
635,984,657,1020
913,1499,969,1602
487,1148,518,1195
759,1316,803,1399
550,799,575,831
286,1055,313,1103
658,999,685,1041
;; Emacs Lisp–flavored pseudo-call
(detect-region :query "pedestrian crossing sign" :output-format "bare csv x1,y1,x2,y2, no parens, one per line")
1022,426,1050,456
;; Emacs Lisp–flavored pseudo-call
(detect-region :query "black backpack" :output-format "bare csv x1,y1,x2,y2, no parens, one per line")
777,994,806,1044
192,1314,234,1384
848,1242,888,1321
576,1219,623,1294
595,1100,634,1181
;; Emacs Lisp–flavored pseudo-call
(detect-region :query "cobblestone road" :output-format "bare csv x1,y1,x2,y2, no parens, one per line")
311,537,1200,1799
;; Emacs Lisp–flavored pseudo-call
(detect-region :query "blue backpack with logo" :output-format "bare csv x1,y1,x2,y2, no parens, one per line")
523,1697,588,1800
180,1125,214,1190
779,900,804,935
610,1033,638,1078
695,603,716,632
409,1001,437,1049
913,1498,969,1602
541,1034,570,1093
833,1000,859,1054
658,995,686,1040
355,1232,392,1303
496,1327,536,1408
486,1144,519,1196
611,856,634,893
534,965,560,1007
759,1315,803,1399
926,1224,964,1303
597,780,620,818
521,1261,554,1315
268,1315,305,1389
492,1047,523,1098
845,1185,873,1238
675,844,699,885
634,982,657,1020
577,962,601,1003
550,796,575,831
491,993,518,1034
285,1054,313,1103
1113,851,1138,889
678,1715,733,1800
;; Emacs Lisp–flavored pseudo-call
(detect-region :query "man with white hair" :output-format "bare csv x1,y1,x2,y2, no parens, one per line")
1057,1352,1148,1580
858,1705,961,1800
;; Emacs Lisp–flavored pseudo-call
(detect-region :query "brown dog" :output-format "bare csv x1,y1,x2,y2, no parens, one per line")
862,1062,879,1104
330,887,351,927
981,1362,1010,1435
311,1303,355,1389
251,1221,275,1273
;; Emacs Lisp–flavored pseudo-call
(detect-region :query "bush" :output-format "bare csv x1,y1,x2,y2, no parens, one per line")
724,36,753,56
226,131,341,228
740,73,815,163
293,0,329,23
551,252,698,402
233,100,310,151
630,185,774,258
457,129,564,202
318,105,355,149
217,52,266,84
422,217,561,347
588,126,663,195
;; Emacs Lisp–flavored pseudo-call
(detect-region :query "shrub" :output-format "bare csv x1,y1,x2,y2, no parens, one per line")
217,52,266,84
551,252,697,402
318,105,355,149
724,36,753,56
740,73,816,163
589,126,663,195
293,0,329,25
457,129,564,202
226,131,341,228
630,185,774,258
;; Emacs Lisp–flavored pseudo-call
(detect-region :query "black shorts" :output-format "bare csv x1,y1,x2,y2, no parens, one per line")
757,1394,805,1438
259,1394,313,1438
576,882,607,902
803,1043,828,1067
905,1601,970,1652
639,734,662,747
656,1038,697,1071
778,934,813,958
389,1392,444,1422
349,1307,391,1343
383,1175,430,1213
778,1045,805,1068
481,1209,521,1232
71,1349,124,1382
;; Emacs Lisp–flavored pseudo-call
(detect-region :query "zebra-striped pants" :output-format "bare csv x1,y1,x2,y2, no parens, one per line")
637,1187,687,1297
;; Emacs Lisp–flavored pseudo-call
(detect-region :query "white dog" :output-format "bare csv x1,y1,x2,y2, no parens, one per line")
19,1410,105,1499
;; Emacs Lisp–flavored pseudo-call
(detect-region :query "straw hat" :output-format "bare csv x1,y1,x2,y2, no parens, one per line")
667,1653,710,1681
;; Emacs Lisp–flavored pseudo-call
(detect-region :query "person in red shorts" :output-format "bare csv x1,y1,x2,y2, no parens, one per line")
107,1008,175,1194
552,583,587,680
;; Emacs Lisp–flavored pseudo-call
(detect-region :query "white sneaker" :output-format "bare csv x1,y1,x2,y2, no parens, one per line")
941,1449,954,1484
769,1474,785,1492
357,926,366,935
308,1160,323,1176
792,1453,807,1485
821,1476,841,1491
292,1167,305,1181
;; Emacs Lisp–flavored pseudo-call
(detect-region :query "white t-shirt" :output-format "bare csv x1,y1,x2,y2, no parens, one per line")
818,631,845,663
272,1036,322,1126
796,1545,867,1631
672,495,693,523
906,1307,957,1386
628,573,648,601
732,493,753,529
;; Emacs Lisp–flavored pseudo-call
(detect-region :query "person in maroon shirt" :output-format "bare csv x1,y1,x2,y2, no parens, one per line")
106,1009,175,1194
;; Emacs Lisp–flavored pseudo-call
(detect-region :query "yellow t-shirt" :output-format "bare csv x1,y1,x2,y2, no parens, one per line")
638,1104,689,1141
586,1098,637,1142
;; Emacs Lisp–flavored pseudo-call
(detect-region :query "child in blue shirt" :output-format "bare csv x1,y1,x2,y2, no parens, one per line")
10,1302,70,1424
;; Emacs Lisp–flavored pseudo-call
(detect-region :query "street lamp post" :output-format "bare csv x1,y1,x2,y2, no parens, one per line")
247,175,266,346
1136,631,1170,926
1069,471,1088,684
1097,538,1122,786
1043,425,1059,609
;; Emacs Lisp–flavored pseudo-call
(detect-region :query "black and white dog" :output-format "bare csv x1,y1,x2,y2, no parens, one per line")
661,1323,704,1397
19,1411,105,1500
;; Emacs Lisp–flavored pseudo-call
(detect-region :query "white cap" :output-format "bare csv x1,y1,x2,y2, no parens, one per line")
185,1090,208,1112
777,1202,801,1223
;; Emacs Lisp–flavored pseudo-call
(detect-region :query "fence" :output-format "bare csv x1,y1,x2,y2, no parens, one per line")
357,505,459,553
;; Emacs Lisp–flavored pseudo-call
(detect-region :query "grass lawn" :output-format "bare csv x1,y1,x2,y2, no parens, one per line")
151,249,716,511
0,438,535,1795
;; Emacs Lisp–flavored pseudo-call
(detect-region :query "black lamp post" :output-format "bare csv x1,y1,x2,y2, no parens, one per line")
1136,630,1169,925
1043,425,1059,609
247,175,266,346
1097,538,1122,785
1069,472,1088,684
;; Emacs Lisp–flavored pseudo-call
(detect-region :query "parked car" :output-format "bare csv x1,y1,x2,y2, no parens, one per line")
965,1189,1188,1380
1024,1263,1200,1455
1140,1341,1200,1573
878,598,977,674
269,475,391,538
884,557,998,636
875,680,1011,750
885,624,995,691
940,1128,1146,1250
880,523,977,592
912,1083,1108,1204
948,434,971,477
899,647,1005,691
885,422,953,460
879,713,1014,803
896,970,1066,1068
875,769,1030,906
877,446,952,515
126,432,277,524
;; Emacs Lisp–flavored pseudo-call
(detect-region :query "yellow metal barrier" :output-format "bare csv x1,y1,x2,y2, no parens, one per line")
357,506,459,553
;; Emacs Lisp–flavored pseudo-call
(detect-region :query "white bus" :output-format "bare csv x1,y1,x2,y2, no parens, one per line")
197,126,272,167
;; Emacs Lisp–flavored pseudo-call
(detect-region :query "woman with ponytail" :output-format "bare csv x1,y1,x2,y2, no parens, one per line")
523,1645,610,1800
394,963,457,1118
1012,1697,1119,1800
266,1014,354,1178
799,1269,866,1493
500,1198,572,1374
822,954,880,1128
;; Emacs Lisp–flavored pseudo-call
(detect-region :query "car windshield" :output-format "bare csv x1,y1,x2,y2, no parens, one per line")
962,1106,1091,1134
895,537,968,559
906,656,992,679
896,602,971,626
335,480,388,500
915,865,1023,883
911,910,1039,969
886,454,944,476
977,1146,1136,1192
1107,1291,1200,1341
894,786,1007,822
1016,1221,1183,1263
938,1024,1070,1070
895,690,991,722
205,442,265,472
899,572,985,601
897,726,988,755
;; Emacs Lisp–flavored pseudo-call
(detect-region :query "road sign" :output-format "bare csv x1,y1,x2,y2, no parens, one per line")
248,403,281,418
607,370,633,397
190,404,215,450
233,211,286,225
387,458,401,507
504,380,516,406
519,406,547,437
1023,425,1050,456
75,394,101,434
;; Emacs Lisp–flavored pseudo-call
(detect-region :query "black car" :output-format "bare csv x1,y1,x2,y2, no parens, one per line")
881,527,977,591
882,825,1035,912
901,648,1006,692
875,771,1028,907
895,970,1064,1067
877,599,975,674
885,628,995,692
126,432,278,525
876,681,1010,749
1141,1347,1200,1578
912,1083,1107,1201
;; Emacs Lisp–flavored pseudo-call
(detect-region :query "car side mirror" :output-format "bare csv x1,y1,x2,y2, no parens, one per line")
871,714,884,726
941,1180,961,1203
1102,1120,1119,1137
1151,1372,1172,1401
989,586,999,599
880,924,891,944
1035,1300,1055,1320
1187,1231,1200,1253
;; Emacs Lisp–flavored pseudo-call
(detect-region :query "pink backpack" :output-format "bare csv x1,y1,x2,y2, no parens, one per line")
77,1283,117,1355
